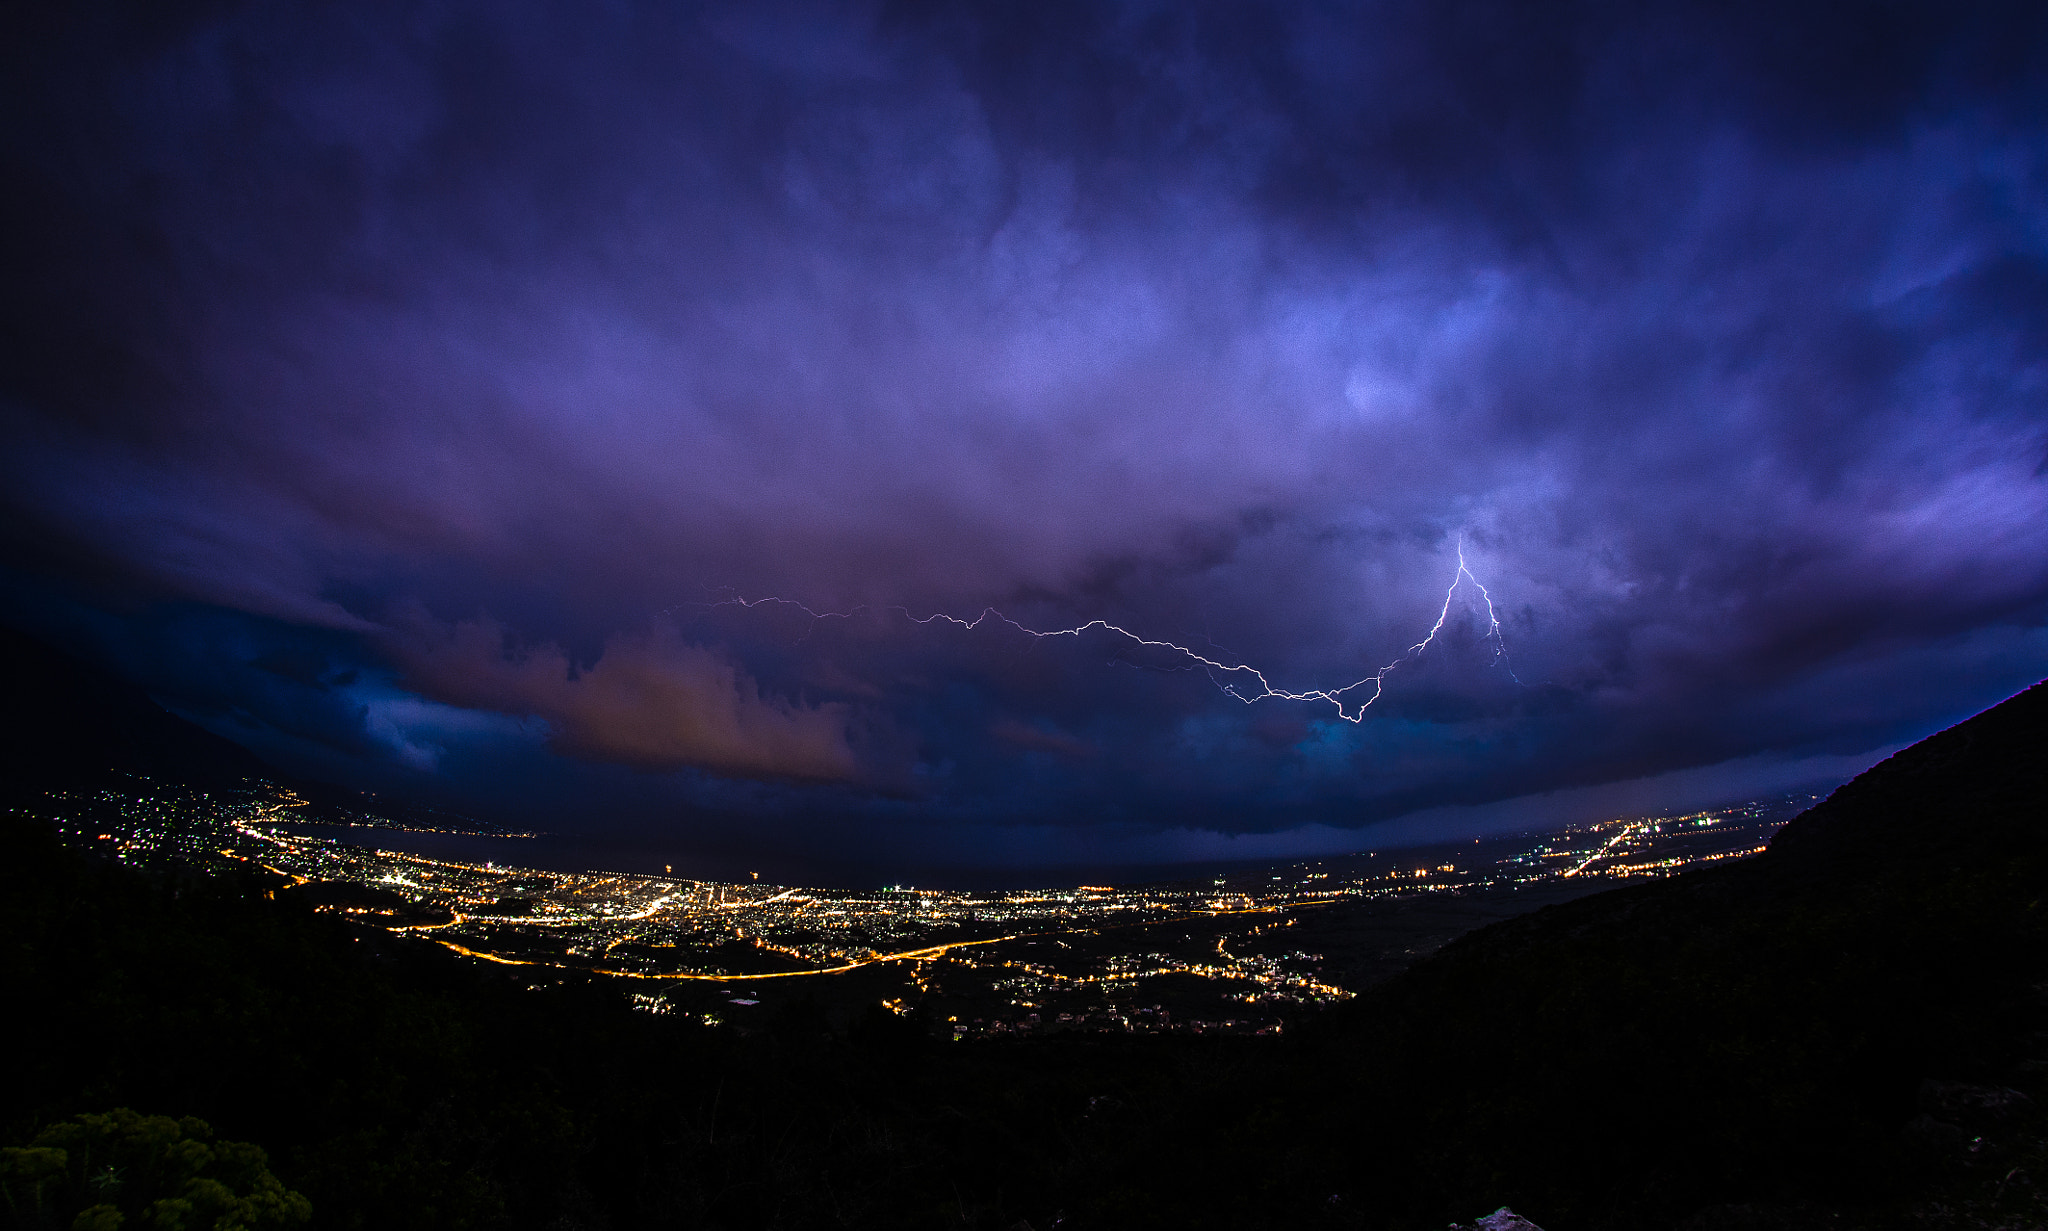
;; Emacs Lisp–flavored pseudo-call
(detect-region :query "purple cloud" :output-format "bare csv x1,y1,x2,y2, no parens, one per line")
392,615,864,781
2,0,2045,869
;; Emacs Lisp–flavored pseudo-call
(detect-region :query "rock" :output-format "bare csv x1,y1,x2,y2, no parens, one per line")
1900,1113,1980,1170
1918,1080,2036,1127
1449,1207,1546,1231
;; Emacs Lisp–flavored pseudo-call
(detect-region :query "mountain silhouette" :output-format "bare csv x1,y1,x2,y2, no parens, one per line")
1283,679,2048,1227
0,626,270,796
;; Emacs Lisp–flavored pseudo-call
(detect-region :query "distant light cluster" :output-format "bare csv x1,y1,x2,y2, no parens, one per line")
22,776,1808,1037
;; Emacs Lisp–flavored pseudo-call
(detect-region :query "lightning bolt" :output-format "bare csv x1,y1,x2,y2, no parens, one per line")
684,537,1516,724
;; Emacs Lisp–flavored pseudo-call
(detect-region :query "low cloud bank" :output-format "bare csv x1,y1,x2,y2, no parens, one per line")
396,618,862,783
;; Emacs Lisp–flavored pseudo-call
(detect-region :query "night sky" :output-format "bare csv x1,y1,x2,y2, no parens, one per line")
4,1,2046,879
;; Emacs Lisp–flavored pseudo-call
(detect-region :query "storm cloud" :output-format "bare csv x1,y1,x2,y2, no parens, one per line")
3,0,2045,872
393,616,862,781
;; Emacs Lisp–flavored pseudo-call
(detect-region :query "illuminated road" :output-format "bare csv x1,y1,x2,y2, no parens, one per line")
1562,821,1648,878
436,930,1029,980
432,898,1339,982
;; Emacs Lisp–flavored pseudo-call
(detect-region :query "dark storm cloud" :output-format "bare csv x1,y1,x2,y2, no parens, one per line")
3,0,2046,868
391,615,863,781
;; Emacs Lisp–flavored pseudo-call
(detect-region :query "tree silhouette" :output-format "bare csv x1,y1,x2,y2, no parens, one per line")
0,1109,308,1230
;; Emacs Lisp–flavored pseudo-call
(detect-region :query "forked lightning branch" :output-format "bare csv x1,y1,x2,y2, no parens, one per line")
698,537,1519,723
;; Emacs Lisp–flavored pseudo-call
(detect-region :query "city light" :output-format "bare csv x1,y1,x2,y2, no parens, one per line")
29,775,1807,1038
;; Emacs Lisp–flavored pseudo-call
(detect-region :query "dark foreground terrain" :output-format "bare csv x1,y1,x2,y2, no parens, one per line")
4,635,2044,1230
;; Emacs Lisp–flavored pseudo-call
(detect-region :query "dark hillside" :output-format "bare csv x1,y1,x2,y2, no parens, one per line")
0,627,269,795
1278,680,2048,1229
1769,679,2048,872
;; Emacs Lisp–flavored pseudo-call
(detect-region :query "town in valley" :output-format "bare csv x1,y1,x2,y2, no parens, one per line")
23,776,1810,1038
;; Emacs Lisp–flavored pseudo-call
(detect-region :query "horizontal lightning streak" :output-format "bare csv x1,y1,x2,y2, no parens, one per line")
690,538,1517,723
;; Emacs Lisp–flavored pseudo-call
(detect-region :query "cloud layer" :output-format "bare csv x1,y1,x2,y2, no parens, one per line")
3,0,2046,870
394,618,861,781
